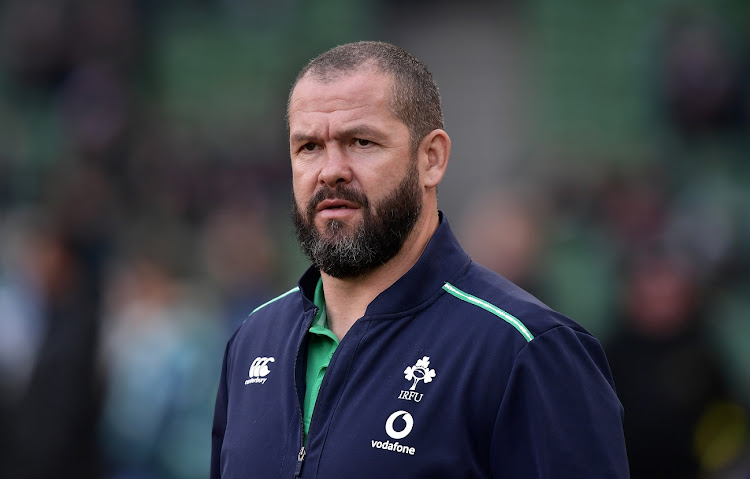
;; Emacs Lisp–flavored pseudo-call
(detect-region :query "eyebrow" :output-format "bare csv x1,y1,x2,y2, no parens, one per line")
337,125,383,141
290,132,317,145
290,125,385,145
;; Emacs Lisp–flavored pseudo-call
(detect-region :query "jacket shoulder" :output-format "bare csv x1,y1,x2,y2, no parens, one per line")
224,285,305,365
444,261,590,343
248,286,301,317
231,285,304,337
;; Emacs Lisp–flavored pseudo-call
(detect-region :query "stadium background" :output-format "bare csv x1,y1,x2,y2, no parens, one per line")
0,0,748,477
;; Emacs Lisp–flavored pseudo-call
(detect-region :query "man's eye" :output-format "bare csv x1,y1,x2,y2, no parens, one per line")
356,139,371,147
302,143,316,151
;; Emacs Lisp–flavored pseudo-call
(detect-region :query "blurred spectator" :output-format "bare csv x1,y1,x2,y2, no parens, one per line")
0,211,48,474
200,203,279,333
606,247,745,479
596,169,669,250
657,10,747,137
57,63,132,161
459,187,546,295
0,211,47,402
1,207,109,479
99,254,223,479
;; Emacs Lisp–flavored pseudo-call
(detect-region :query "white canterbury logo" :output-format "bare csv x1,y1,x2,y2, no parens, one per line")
245,356,274,385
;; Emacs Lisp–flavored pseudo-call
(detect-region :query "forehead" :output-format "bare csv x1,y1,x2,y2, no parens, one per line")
288,69,396,128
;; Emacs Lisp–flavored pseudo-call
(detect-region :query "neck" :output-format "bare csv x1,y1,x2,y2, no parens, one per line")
321,209,439,340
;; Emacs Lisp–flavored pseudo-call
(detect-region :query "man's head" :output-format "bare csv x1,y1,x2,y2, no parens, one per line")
287,41,450,279
288,41,444,154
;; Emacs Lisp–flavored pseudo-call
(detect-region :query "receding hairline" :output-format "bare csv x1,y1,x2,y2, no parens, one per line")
301,57,383,84
288,62,395,119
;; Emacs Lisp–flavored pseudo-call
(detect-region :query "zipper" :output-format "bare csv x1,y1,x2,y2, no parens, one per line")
293,307,317,477
293,305,357,477
294,446,306,477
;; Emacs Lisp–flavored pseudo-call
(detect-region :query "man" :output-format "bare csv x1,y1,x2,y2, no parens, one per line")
211,41,628,478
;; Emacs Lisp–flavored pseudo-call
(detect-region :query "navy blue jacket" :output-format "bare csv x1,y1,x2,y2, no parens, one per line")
211,215,629,478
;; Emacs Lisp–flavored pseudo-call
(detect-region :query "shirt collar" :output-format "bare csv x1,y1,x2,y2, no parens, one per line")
310,277,328,331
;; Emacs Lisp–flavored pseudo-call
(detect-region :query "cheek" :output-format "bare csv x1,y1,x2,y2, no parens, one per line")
291,167,315,196
364,164,407,196
292,187,309,214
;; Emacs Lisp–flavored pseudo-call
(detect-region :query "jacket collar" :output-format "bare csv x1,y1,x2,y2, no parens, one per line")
298,212,471,317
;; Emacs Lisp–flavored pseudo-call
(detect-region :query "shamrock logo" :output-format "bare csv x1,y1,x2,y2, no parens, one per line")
404,356,436,391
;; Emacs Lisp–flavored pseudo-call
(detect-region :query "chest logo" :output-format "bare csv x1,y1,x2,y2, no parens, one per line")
245,356,274,385
399,356,436,402
371,410,417,456
385,410,414,439
404,356,436,390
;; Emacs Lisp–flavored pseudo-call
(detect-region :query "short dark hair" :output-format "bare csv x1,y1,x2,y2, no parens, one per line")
288,41,444,152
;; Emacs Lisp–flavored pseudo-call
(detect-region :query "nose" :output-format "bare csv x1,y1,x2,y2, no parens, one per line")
318,144,352,188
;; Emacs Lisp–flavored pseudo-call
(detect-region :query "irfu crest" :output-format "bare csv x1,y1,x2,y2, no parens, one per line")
403,356,436,391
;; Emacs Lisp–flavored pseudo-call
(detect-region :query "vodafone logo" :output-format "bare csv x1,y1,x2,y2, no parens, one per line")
385,410,414,440
371,410,417,456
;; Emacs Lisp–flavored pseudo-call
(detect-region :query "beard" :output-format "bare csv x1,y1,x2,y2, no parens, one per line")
292,161,422,279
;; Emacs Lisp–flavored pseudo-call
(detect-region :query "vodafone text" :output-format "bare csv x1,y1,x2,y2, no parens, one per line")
371,440,416,455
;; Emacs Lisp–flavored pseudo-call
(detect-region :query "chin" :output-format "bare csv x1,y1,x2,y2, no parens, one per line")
319,216,360,234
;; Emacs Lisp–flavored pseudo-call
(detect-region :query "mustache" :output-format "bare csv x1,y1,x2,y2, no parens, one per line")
306,186,370,217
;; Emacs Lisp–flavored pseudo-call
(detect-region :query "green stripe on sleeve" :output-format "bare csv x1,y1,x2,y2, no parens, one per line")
442,283,534,342
251,286,300,314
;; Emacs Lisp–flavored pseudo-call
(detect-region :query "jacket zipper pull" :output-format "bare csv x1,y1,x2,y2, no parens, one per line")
294,446,306,477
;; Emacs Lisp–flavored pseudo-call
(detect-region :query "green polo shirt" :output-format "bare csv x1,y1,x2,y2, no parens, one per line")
303,278,339,437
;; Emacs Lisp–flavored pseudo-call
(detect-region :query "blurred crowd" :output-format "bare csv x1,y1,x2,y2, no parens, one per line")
0,1,748,478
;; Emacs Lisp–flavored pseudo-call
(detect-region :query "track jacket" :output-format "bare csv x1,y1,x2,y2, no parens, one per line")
211,214,629,478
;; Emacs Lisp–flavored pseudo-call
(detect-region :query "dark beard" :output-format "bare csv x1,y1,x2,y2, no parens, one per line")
292,162,422,279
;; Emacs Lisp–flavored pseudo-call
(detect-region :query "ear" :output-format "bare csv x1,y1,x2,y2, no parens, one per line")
418,129,451,189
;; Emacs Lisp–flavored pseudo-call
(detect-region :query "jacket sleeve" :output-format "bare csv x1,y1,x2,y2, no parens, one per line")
490,326,629,478
210,339,232,479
